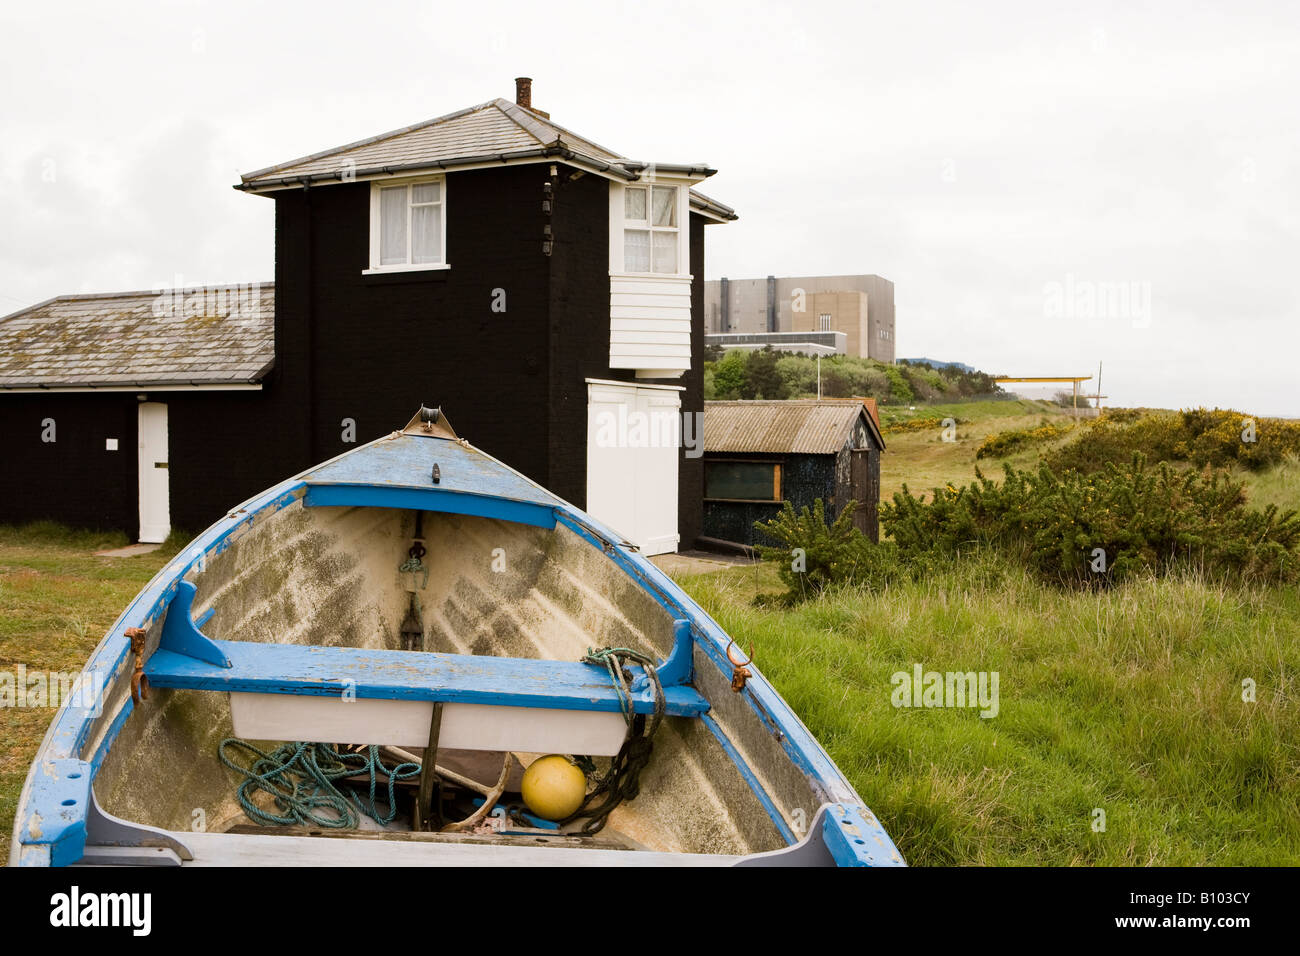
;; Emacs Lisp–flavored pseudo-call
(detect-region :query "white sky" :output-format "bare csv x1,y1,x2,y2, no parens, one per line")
2,0,1297,414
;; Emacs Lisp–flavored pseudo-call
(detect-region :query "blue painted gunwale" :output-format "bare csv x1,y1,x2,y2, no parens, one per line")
12,429,905,867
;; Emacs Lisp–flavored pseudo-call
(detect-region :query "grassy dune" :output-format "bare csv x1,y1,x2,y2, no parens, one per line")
881,399,1299,514
879,398,1077,502
675,558,1300,865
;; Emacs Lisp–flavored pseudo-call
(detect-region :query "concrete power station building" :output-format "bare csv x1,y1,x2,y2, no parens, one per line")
703,275,896,363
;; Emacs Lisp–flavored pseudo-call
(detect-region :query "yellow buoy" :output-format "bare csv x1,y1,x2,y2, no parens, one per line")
520,754,587,821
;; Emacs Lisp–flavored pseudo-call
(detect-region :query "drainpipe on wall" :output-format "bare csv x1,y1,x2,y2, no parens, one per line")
304,182,317,464
720,277,729,331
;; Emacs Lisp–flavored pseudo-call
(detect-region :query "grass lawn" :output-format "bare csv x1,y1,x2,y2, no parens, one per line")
0,524,186,865
672,558,1300,865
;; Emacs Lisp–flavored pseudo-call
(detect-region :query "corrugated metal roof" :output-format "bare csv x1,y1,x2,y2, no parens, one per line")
0,284,274,389
704,400,878,454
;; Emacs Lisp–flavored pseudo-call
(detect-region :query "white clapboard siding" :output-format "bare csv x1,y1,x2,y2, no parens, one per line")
610,317,691,333
609,274,692,375
610,343,693,358
610,305,692,320
610,276,693,298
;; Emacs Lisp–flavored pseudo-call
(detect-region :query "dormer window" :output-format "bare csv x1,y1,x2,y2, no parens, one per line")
623,184,678,274
366,178,447,272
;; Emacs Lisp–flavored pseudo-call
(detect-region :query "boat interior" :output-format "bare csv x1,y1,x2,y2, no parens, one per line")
86,495,830,863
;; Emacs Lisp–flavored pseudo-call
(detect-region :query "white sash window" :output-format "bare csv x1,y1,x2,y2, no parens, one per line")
622,184,678,275
367,178,447,272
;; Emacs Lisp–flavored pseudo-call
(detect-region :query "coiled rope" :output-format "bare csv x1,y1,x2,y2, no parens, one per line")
562,646,666,835
218,646,667,835
218,739,421,829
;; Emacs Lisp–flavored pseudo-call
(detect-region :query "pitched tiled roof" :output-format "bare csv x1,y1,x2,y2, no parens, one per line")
704,400,885,454
0,284,274,390
236,98,736,220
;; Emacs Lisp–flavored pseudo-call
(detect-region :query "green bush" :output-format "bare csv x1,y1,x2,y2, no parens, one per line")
881,365,915,404
882,456,1300,588
743,348,782,399
897,360,1001,397
775,355,817,397
753,499,902,603
1047,408,1300,474
710,349,748,399
975,419,1074,459
703,354,1005,404
884,415,958,435
897,364,947,402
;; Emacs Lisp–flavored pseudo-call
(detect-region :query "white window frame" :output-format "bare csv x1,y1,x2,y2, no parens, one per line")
364,176,449,274
819,313,832,332
621,183,680,276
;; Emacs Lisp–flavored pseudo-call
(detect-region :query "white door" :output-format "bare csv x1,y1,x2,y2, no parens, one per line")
137,402,170,543
586,380,682,555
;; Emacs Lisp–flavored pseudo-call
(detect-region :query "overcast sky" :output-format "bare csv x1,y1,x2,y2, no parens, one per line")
2,1,1297,414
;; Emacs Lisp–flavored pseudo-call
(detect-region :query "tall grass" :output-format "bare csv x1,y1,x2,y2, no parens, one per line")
676,556,1300,865
0,523,192,864
1240,454,1300,512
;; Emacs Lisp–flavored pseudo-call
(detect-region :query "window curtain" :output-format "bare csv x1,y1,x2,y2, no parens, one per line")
380,186,408,264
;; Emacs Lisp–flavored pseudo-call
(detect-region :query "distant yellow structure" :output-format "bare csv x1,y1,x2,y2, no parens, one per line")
994,376,1093,410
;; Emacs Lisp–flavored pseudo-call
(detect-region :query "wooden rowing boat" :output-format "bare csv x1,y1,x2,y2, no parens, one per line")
10,408,904,866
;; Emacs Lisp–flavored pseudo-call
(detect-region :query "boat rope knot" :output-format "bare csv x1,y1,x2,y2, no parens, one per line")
563,646,666,834
727,640,754,693
125,626,149,705
398,541,428,590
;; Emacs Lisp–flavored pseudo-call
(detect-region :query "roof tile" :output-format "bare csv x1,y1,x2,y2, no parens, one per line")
0,284,274,389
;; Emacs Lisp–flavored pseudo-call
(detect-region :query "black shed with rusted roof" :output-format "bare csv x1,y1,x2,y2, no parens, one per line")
701,399,885,547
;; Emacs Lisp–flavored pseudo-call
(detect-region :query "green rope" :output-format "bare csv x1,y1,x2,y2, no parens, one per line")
581,646,655,725
563,646,666,834
218,739,421,829
399,555,428,590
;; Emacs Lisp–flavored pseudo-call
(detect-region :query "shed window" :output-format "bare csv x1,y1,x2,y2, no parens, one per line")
705,461,782,501
367,178,446,272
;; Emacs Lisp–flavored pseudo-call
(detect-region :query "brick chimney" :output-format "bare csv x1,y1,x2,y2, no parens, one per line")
513,77,549,118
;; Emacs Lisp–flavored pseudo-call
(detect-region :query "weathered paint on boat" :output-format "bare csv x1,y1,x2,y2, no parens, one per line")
10,413,906,866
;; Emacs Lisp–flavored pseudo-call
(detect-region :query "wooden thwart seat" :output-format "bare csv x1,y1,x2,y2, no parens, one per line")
141,582,706,756
145,640,706,715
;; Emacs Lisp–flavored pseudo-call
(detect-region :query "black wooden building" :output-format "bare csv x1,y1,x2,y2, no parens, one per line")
0,79,736,554
701,399,886,546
